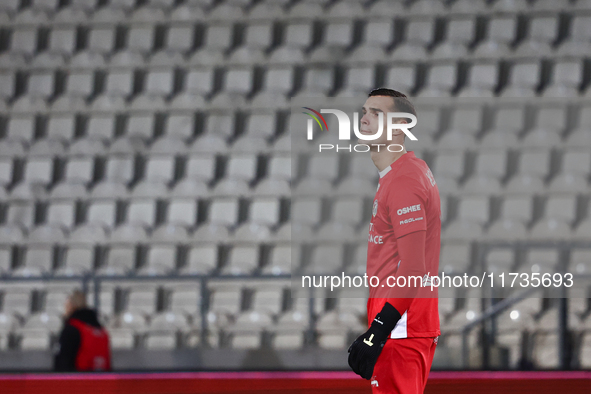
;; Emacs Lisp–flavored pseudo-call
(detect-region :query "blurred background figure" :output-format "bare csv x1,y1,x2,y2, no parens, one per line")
53,290,111,372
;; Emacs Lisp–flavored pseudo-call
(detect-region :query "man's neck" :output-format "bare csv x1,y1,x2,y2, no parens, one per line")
370,146,407,172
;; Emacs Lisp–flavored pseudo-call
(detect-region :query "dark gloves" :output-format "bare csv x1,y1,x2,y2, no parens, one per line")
347,302,402,380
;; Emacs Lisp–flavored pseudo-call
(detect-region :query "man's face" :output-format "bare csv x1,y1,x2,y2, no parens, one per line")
358,95,407,146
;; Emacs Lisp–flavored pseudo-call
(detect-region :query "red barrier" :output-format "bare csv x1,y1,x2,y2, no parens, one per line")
426,371,591,394
0,371,589,394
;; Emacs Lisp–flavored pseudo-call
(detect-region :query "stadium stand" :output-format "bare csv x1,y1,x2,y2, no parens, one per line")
0,0,588,372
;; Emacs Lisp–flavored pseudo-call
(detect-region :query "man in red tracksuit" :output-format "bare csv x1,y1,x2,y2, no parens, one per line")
54,290,112,372
348,89,441,393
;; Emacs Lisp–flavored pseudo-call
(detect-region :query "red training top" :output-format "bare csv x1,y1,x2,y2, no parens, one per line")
366,151,441,339
68,318,112,371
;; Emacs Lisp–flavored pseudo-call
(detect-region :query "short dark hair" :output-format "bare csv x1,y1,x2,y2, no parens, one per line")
368,88,417,118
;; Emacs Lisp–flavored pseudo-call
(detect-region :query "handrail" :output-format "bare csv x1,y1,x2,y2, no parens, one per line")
0,273,292,282
0,273,293,348
459,240,591,369
2,240,591,368
460,286,539,368
461,287,540,334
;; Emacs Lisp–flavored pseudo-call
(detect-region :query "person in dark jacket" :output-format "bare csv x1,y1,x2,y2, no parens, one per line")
54,290,112,372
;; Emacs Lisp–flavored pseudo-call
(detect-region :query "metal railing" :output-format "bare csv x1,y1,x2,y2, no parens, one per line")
460,241,591,369
1,240,590,370
0,273,291,347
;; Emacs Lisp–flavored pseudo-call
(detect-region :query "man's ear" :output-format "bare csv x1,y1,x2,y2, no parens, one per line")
390,118,408,136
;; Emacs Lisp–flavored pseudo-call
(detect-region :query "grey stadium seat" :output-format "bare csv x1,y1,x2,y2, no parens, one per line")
487,194,533,240
347,19,394,63
228,22,273,65
389,17,434,61
432,16,476,60
417,62,457,97
269,21,314,64
557,15,591,56
473,16,516,58
513,15,559,58
500,61,541,98
309,20,355,63
543,60,583,98
189,23,234,66
444,195,490,240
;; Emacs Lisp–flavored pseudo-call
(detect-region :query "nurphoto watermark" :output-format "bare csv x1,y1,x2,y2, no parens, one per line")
301,107,417,153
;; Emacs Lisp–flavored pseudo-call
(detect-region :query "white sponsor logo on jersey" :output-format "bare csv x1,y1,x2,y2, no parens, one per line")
400,216,423,225
368,234,384,244
426,169,436,186
397,204,421,216
371,377,379,387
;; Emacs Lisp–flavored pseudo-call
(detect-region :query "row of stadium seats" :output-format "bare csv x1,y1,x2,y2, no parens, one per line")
2,310,590,368
296,148,591,181
1,280,591,369
0,192,590,244
0,154,291,199
1,147,589,199
0,242,288,277
1,192,589,231
0,111,286,139
428,149,591,194
0,146,589,179
0,60,590,113
0,187,589,230
1,0,590,24
3,13,591,66
0,281,292,317
2,102,591,146
0,239,590,277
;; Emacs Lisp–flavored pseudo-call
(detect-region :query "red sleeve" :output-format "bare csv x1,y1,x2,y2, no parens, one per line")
369,175,429,319
386,230,427,314
388,176,427,239
366,230,428,323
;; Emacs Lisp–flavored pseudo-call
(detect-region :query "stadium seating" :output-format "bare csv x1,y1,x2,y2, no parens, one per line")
0,0,588,371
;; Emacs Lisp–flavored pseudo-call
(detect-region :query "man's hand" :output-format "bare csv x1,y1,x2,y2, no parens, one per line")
348,302,401,380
